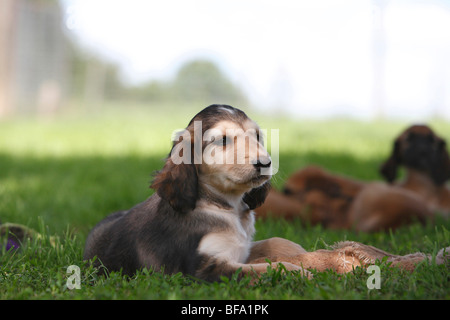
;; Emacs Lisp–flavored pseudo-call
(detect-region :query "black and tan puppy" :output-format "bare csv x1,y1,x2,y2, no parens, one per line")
380,124,450,216
84,105,308,281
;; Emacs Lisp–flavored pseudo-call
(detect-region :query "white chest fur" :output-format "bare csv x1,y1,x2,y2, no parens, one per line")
196,206,255,264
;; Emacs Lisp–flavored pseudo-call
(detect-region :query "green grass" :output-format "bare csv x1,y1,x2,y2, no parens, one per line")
1,104,449,300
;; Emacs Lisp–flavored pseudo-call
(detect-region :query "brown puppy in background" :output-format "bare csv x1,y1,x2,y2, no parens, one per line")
255,166,432,232
256,166,364,228
349,124,449,231
380,124,450,217
256,124,447,231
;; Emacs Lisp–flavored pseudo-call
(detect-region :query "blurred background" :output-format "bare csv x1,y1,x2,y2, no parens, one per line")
1,0,450,120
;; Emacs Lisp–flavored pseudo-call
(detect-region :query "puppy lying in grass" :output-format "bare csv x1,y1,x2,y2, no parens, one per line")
82,105,448,281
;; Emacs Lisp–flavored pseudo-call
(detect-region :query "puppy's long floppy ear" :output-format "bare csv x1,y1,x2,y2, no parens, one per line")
151,139,198,213
380,139,402,183
431,138,450,185
243,182,271,210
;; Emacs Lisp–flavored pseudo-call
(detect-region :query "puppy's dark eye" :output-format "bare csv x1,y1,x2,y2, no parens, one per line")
214,136,230,146
257,133,264,146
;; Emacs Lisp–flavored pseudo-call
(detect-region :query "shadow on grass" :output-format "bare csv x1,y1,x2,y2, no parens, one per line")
0,152,165,235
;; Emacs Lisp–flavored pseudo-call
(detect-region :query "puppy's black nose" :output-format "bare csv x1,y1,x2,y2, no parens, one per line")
254,159,271,169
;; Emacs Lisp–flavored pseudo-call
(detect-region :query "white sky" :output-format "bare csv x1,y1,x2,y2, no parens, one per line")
61,0,450,120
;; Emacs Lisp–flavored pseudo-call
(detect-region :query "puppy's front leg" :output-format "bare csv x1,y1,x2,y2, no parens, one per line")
247,237,308,262
196,235,310,281
244,237,312,279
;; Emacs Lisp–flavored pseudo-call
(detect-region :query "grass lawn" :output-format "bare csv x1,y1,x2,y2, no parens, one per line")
0,103,449,300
